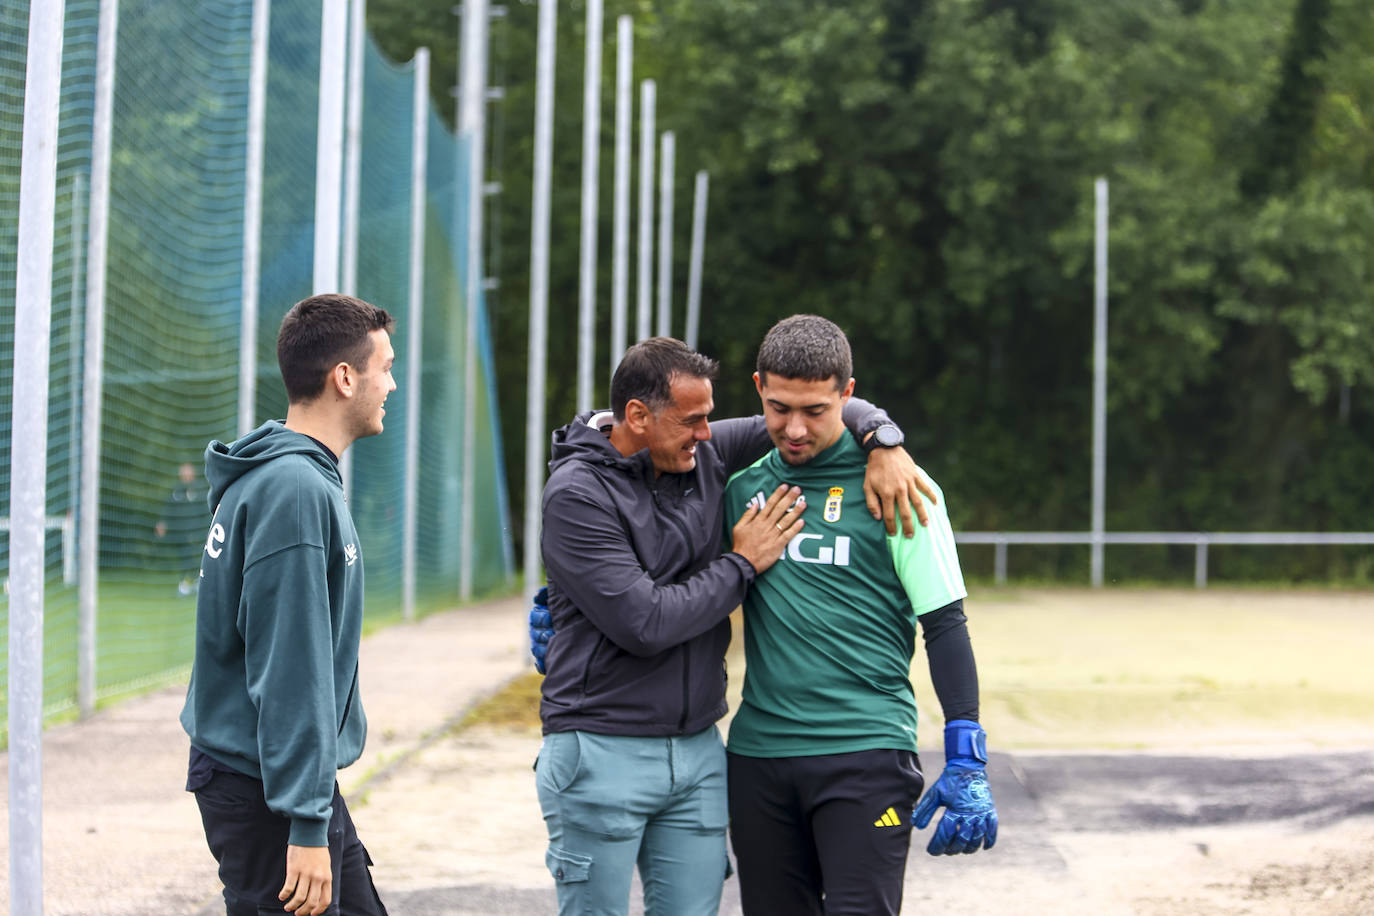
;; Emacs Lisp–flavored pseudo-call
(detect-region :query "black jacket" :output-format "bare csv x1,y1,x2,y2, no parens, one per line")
539,401,893,737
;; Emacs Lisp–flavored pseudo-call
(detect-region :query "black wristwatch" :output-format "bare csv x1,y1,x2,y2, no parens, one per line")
862,423,904,452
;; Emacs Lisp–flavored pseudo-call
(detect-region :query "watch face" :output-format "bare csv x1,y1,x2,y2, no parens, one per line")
877,425,902,447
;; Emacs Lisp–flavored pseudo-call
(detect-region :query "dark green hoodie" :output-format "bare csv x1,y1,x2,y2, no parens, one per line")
180,420,367,846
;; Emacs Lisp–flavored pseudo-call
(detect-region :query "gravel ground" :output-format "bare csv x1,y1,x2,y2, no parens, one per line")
359,725,1374,916
2,589,1373,915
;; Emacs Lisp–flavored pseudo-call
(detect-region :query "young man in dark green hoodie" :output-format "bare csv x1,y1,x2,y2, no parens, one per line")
181,294,396,916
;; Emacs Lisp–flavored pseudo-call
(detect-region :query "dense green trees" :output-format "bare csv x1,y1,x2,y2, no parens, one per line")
370,0,1373,583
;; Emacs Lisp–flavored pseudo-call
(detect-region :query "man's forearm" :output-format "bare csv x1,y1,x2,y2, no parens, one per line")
551,551,754,656
920,599,979,722
840,395,898,442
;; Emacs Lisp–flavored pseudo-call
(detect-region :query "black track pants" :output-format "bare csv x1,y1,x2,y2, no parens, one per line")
727,748,924,916
193,768,388,916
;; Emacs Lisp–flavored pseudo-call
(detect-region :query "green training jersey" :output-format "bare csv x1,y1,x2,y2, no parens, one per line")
723,433,966,758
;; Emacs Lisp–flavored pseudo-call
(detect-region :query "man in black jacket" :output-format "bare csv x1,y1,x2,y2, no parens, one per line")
536,337,929,916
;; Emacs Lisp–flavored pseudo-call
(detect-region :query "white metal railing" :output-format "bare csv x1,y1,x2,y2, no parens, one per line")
0,514,77,587
955,531,1374,588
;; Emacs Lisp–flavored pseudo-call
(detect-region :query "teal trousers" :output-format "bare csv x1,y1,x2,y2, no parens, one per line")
535,727,730,915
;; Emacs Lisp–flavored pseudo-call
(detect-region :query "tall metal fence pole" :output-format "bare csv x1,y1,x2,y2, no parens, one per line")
1091,177,1109,588
459,0,490,600
575,0,602,412
523,0,556,601
314,0,347,292
239,0,270,437
67,174,84,544
10,4,66,912
340,0,365,297
635,79,654,342
337,0,366,494
311,0,349,488
608,14,632,379
655,130,674,338
684,170,708,350
79,0,119,720
401,48,430,622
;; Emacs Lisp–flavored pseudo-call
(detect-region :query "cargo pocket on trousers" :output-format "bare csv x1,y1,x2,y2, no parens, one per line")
546,848,592,887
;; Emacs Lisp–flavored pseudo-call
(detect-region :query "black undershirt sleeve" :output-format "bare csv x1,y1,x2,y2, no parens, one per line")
918,598,980,723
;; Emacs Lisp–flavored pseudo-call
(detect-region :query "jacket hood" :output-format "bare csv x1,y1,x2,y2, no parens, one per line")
204,420,339,508
548,409,648,476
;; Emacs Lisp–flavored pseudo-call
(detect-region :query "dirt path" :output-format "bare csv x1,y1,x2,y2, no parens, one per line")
356,587,1374,914
4,588,1372,915
356,725,1374,915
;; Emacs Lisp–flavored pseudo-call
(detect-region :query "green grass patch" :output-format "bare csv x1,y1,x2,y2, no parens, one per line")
911,589,1374,751
456,671,544,731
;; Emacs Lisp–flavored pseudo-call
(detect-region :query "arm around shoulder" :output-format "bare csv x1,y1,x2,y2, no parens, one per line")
708,415,772,474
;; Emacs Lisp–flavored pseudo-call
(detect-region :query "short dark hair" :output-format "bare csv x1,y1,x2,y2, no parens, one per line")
755,314,852,391
610,337,718,421
276,294,395,403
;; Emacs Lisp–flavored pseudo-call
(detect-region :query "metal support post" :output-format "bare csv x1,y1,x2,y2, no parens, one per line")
402,48,431,621
523,0,557,602
575,0,603,411
340,0,366,297
684,170,709,350
1090,178,1108,587
79,0,120,720
608,14,632,377
459,0,491,600
635,79,655,341
314,0,347,293
239,0,270,437
11,3,66,911
655,130,674,338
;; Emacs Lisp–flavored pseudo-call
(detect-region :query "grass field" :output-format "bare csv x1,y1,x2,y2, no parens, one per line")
0,575,487,743
466,586,1374,753
947,587,1374,751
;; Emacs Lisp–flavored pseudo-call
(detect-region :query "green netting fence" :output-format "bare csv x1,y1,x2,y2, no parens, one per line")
0,0,514,740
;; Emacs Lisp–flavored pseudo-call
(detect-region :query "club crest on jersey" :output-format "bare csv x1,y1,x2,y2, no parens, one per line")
823,486,844,523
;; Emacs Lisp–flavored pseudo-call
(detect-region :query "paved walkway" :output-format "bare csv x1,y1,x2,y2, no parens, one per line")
0,595,532,916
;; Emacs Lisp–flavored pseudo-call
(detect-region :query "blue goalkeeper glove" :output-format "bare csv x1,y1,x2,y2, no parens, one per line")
913,719,998,855
529,586,553,674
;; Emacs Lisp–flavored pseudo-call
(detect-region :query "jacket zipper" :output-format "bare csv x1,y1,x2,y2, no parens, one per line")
652,486,697,560
678,642,691,733
653,484,698,734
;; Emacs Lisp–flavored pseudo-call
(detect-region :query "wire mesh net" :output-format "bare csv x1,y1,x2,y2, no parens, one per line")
0,0,513,737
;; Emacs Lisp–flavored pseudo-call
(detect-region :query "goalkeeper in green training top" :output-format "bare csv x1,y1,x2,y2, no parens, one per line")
722,314,997,916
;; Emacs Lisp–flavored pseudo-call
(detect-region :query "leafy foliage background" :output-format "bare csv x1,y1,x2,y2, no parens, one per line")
369,0,1374,583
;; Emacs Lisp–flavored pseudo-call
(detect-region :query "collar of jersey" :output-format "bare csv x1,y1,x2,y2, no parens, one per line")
764,431,857,477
